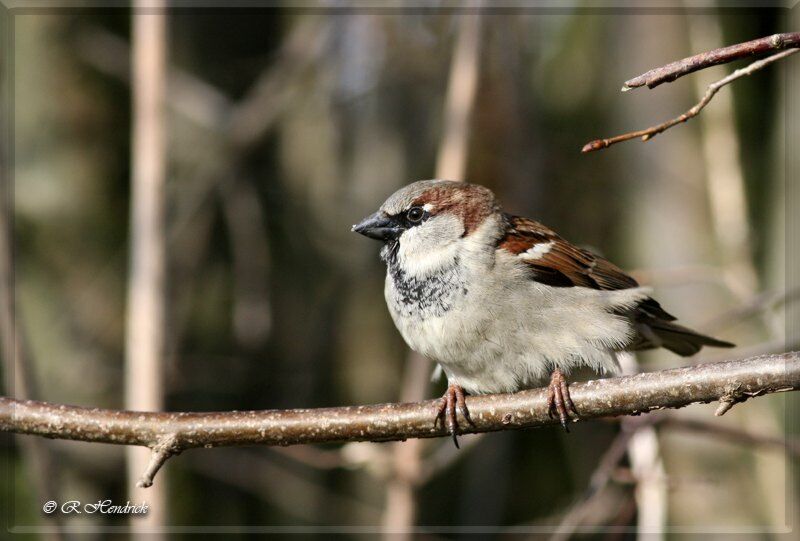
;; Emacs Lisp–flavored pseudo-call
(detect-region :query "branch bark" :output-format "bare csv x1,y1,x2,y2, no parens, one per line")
1,352,798,488
622,32,800,90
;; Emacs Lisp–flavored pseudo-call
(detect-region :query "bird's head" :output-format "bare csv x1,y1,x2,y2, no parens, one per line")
353,180,501,275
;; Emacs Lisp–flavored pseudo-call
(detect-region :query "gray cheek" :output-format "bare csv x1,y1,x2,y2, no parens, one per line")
401,214,464,249
426,214,465,238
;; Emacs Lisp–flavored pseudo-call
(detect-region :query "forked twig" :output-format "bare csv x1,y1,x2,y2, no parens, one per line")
583,48,798,153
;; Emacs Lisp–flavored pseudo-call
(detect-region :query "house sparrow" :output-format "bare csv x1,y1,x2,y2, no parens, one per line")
353,180,733,444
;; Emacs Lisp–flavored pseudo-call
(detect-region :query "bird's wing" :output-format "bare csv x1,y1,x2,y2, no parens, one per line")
496,214,733,355
497,214,640,291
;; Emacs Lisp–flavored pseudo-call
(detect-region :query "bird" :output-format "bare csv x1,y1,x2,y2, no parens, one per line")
352,180,734,445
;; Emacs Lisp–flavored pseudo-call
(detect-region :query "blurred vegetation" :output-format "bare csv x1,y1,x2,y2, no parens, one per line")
1,4,796,538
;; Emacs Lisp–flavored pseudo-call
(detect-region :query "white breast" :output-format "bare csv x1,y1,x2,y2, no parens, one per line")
385,247,648,395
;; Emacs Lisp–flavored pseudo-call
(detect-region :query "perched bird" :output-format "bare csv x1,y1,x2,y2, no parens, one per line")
353,180,733,444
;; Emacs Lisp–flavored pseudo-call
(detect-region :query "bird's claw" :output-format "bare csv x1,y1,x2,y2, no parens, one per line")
547,369,579,432
434,384,475,448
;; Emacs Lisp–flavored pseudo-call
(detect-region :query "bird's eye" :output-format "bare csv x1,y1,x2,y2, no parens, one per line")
406,207,425,223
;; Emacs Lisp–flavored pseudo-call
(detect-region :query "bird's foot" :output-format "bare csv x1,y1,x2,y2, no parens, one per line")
547,369,579,432
434,384,474,448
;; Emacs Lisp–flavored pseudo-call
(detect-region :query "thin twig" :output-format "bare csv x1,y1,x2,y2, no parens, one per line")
622,32,800,90
583,48,799,153
714,399,737,417
2,353,798,489
136,434,180,488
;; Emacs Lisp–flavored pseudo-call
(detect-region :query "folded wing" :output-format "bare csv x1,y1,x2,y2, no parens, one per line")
497,214,733,356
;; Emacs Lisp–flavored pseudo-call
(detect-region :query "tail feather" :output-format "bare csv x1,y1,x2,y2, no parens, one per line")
628,298,735,357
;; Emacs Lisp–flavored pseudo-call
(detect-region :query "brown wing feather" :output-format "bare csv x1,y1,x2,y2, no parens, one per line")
496,214,734,356
497,215,637,290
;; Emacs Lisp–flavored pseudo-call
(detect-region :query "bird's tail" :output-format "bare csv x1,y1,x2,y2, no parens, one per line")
637,319,734,356
627,298,735,356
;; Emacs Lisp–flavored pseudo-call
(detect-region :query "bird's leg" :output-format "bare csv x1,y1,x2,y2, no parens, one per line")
434,384,475,448
547,369,579,432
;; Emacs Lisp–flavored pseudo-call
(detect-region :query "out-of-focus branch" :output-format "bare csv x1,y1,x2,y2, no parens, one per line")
434,9,483,181
417,433,484,484
382,348,430,535
549,426,638,541
671,27,778,523
185,449,382,524
616,352,666,540
75,25,231,130
2,353,798,489
126,3,168,534
687,18,759,303
0,74,64,541
582,43,798,153
700,287,800,335
75,19,328,152
622,32,800,90
548,406,800,540
384,9,483,536
217,176,272,350
226,17,330,149
658,417,800,457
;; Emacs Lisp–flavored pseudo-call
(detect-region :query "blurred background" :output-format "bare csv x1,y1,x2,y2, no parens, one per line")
1,2,798,539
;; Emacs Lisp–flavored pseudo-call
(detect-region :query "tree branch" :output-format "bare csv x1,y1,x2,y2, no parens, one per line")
583,48,798,153
1,352,798,488
582,32,800,153
622,32,800,91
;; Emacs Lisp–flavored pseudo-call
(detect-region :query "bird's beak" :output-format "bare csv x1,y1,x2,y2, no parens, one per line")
352,211,404,241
